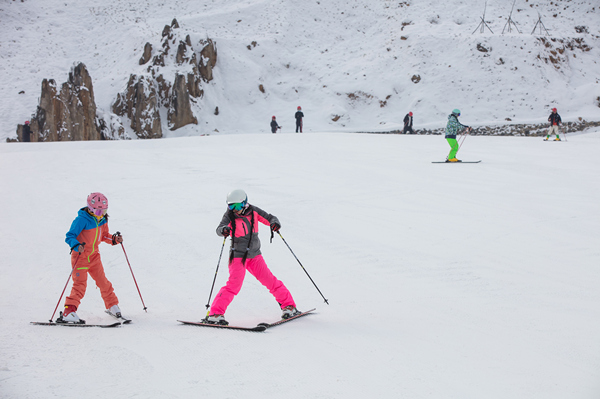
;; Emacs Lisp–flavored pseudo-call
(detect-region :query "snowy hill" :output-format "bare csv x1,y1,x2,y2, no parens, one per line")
2,132,600,398
1,0,599,140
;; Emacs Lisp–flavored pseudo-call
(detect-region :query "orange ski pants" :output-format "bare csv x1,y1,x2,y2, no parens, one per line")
65,251,118,309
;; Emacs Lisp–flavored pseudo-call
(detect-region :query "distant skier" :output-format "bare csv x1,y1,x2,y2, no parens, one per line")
60,193,124,324
403,111,414,134
205,189,300,325
270,116,281,133
545,108,562,141
445,109,471,162
295,106,304,133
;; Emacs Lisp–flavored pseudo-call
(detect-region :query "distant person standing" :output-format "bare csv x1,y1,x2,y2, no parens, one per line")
23,120,32,142
270,116,281,133
295,106,304,133
445,109,470,162
545,108,562,141
403,112,414,134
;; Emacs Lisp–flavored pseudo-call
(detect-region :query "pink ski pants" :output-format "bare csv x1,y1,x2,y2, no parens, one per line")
210,255,295,315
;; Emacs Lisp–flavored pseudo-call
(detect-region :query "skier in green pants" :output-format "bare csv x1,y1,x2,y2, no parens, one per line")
445,109,471,162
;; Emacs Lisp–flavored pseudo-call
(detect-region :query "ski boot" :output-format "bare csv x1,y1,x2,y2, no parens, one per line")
106,304,122,318
543,137,549,141
554,137,561,141
447,158,462,162
281,306,301,320
57,305,85,324
204,314,229,325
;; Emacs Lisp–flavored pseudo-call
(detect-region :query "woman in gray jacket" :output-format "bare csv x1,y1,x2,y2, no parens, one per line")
205,189,300,325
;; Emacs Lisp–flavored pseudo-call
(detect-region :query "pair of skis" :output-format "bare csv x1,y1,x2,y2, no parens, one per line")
177,308,316,332
432,160,481,163
30,309,315,331
30,311,132,328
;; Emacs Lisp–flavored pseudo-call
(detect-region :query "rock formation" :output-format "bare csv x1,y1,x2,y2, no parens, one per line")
113,18,217,135
13,19,217,142
112,75,162,139
14,63,125,142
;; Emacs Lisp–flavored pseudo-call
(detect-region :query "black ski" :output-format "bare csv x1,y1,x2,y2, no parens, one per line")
432,160,481,163
105,310,132,324
177,320,267,332
258,308,316,329
31,321,121,328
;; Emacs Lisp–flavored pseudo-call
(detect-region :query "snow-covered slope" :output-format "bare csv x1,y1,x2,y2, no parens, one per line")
2,131,600,398
1,0,599,140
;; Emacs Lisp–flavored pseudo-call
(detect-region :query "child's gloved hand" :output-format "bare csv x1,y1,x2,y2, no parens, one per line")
71,242,86,253
112,232,123,245
222,227,231,237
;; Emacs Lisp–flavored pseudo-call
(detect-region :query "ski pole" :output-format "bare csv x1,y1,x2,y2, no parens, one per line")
277,231,329,305
205,237,227,317
49,245,84,322
457,127,471,153
117,233,147,312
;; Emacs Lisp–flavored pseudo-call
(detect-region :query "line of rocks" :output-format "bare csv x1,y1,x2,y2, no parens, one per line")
376,119,600,136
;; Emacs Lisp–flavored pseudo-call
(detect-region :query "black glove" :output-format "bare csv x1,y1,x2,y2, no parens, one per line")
270,222,281,232
112,232,123,245
222,226,231,237
70,242,85,254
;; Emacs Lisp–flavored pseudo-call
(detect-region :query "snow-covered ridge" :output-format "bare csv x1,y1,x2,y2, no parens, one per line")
1,0,598,140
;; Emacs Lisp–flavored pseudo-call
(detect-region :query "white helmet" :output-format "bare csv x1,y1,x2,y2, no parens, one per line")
226,189,247,205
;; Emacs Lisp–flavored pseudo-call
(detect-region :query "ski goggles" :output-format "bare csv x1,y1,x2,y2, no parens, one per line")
91,207,107,217
228,202,246,211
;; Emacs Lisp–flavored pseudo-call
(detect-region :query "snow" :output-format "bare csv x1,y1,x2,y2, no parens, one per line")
2,132,600,398
1,1,600,398
1,0,599,138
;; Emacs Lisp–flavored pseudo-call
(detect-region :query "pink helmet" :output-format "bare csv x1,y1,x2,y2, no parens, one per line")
25,120,30,125
272,115,276,119
552,108,557,112
409,112,413,116
297,106,301,110
87,192,108,216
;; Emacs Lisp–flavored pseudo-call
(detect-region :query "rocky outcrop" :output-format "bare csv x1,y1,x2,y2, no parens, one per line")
112,75,162,139
199,38,217,82
168,74,198,130
14,63,125,142
139,42,153,65
114,18,217,136
12,19,217,142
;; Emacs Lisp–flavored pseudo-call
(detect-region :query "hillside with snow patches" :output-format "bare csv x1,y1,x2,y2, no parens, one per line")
1,0,599,139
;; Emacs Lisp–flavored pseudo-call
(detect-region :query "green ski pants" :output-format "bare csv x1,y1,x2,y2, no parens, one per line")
446,138,459,159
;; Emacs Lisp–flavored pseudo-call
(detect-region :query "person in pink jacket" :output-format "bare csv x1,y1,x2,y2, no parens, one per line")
205,189,300,325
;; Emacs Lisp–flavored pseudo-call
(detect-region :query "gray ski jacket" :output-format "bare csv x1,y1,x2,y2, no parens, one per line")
216,205,280,261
